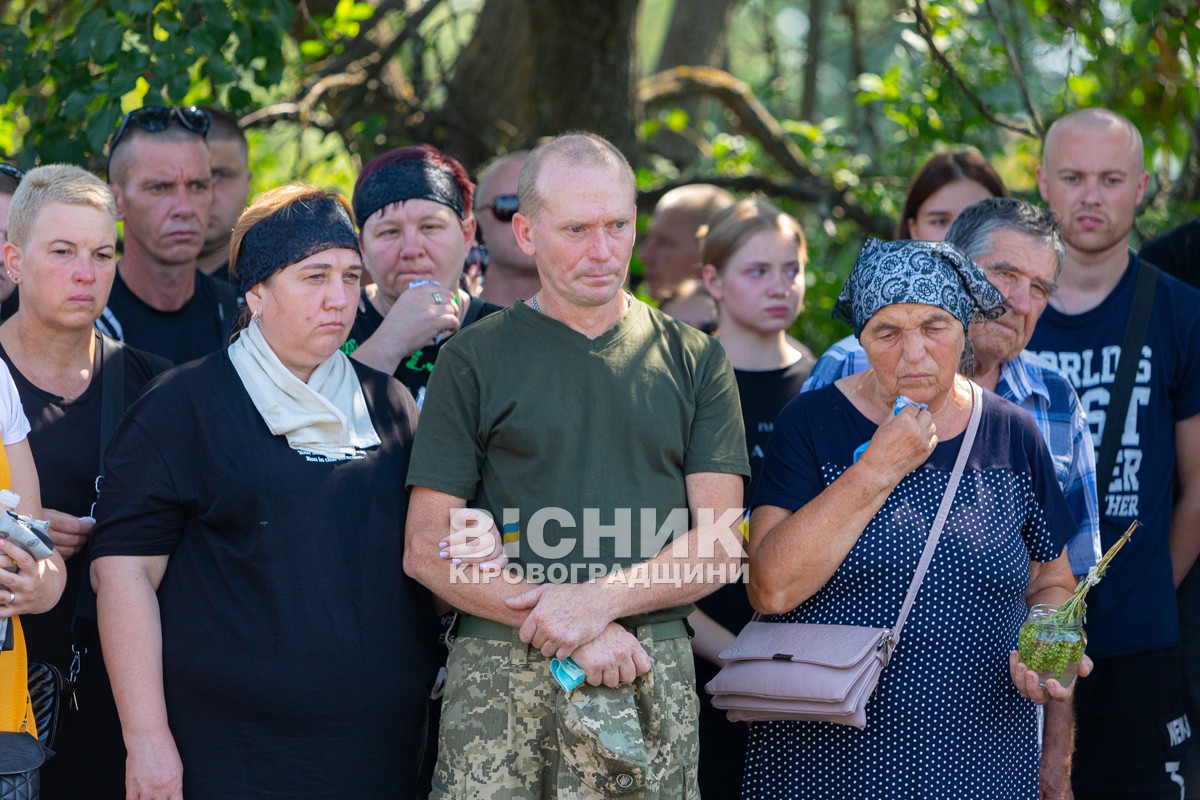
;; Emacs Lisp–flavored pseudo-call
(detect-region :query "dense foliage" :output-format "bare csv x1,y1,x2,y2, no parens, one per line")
1,0,1196,350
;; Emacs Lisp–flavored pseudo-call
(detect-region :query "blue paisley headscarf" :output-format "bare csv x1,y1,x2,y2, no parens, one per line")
833,238,1007,337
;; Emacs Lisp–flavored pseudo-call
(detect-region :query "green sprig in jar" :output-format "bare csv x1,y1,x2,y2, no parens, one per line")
1017,604,1086,688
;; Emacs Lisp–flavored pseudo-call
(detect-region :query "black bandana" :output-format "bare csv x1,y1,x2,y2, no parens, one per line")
235,197,361,296
352,160,465,228
834,238,1007,337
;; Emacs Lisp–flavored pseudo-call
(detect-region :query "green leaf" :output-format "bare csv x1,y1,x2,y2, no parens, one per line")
63,89,89,117
227,86,252,112
93,20,125,61
299,39,327,59
1129,0,1161,24
665,108,688,131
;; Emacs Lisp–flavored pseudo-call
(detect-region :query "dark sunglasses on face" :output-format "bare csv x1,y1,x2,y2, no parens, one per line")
107,106,212,174
0,163,23,182
486,194,519,222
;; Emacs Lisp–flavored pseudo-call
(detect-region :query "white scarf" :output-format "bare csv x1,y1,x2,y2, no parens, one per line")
228,319,381,461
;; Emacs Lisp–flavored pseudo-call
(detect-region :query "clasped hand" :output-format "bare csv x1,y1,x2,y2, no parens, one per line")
438,514,652,686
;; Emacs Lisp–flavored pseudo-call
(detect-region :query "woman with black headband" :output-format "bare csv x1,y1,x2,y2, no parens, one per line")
741,239,1081,798
345,145,502,409
90,186,440,798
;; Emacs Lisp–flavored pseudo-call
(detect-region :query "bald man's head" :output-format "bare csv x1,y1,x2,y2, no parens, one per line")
1042,108,1144,167
639,184,735,300
1037,108,1148,258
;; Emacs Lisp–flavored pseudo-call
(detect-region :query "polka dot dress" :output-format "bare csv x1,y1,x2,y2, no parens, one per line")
744,387,1074,799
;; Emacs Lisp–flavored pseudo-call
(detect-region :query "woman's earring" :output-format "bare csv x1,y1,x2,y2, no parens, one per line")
251,307,262,322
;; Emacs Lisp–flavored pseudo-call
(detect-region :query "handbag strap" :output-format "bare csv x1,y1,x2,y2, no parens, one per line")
72,333,124,629
891,380,983,640
1094,257,1157,513
97,331,125,478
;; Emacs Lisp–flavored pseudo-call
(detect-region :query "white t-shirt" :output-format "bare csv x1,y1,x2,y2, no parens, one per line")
0,360,30,446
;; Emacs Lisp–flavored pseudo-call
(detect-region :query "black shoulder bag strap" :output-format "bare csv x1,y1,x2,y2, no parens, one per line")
58,334,125,707
97,333,125,475
1095,258,1158,514
71,334,124,627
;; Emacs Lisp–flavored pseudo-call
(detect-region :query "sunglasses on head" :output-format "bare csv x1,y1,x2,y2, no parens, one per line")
486,194,519,222
107,106,211,174
0,163,23,182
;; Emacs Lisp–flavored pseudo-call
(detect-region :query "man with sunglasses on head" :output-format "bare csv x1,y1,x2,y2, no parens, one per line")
474,151,540,307
97,105,239,365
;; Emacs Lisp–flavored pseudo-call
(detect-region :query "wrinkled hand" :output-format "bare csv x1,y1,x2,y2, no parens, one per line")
1009,650,1093,704
125,734,184,800
570,622,654,688
0,540,59,617
857,405,937,484
379,282,462,355
43,508,93,560
506,582,611,659
439,508,508,572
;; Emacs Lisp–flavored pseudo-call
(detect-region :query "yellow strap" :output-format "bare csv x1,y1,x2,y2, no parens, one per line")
0,438,35,736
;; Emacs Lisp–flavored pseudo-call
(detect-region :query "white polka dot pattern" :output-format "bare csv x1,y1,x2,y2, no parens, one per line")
743,453,1062,798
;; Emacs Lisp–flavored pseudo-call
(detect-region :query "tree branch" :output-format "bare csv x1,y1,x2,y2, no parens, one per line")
983,0,1043,137
321,0,415,78
642,67,821,182
640,65,894,237
239,72,360,129
909,1,1038,138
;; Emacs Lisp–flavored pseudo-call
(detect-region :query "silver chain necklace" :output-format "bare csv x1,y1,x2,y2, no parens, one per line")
530,291,632,314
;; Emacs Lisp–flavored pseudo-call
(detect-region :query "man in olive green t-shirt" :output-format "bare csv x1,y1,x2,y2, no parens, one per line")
405,133,748,799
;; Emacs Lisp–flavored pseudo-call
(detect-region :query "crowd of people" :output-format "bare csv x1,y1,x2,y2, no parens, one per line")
0,101,1195,800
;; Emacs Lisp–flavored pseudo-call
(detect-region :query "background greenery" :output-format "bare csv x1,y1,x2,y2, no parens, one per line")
1,0,1196,351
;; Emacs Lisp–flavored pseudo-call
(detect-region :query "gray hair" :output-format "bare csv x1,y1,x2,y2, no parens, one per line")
517,133,635,222
945,197,1066,281
7,164,116,249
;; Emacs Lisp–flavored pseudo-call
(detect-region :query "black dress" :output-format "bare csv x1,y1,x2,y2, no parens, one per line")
91,351,439,799
1,335,170,799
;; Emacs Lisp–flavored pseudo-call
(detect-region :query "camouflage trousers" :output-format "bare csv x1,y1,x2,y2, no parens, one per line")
430,623,700,799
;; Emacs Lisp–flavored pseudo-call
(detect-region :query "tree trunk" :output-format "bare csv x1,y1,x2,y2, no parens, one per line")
800,0,825,122
525,0,640,157
441,0,640,170
655,0,740,74
649,0,742,168
439,0,536,166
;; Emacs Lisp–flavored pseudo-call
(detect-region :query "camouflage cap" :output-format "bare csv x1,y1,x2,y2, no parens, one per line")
556,679,665,795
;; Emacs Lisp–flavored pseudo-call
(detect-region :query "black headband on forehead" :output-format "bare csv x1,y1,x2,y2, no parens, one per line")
235,196,361,296
353,159,465,229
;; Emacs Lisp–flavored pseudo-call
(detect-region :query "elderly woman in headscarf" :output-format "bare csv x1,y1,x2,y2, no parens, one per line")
742,239,1082,799
90,186,440,799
